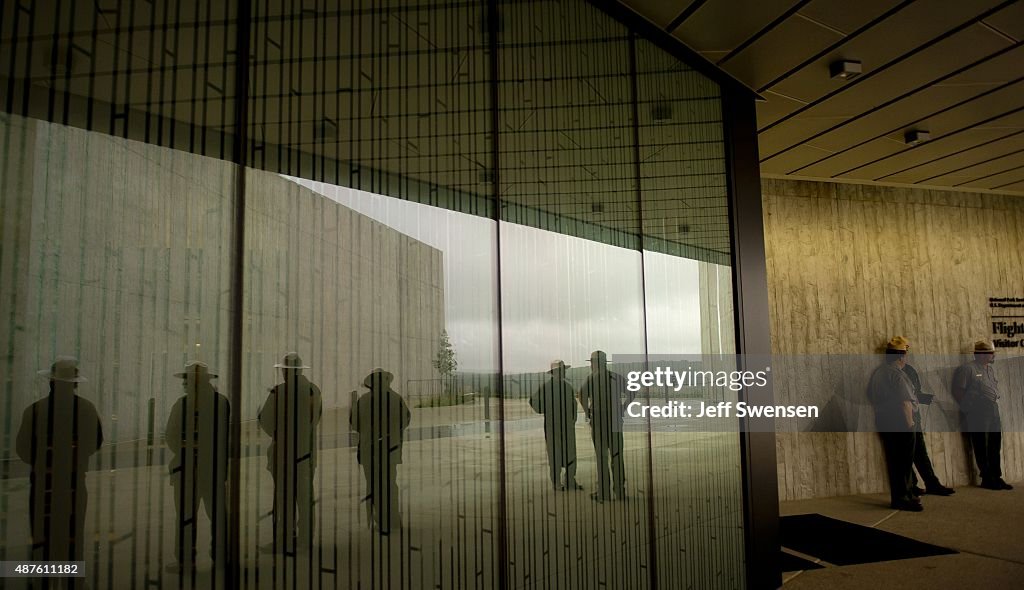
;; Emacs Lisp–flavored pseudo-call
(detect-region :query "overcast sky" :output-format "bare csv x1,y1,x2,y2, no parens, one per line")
288,177,710,373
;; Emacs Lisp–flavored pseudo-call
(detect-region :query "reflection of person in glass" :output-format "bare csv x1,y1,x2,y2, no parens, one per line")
350,369,411,534
259,353,323,553
530,360,582,491
16,357,104,564
953,340,1012,491
901,360,955,496
579,351,633,502
867,337,921,511
164,362,230,572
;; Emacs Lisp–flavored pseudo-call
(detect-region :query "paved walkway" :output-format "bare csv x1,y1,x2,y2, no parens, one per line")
780,483,1024,589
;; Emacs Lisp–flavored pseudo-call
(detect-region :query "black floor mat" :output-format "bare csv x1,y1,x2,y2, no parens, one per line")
781,513,957,566
780,551,823,572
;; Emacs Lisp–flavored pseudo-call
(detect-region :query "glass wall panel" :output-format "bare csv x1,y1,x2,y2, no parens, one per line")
241,2,499,588
635,38,745,589
497,2,652,588
0,1,748,589
1,3,239,588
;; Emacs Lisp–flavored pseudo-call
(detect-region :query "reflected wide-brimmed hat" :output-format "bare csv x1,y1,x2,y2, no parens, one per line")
363,369,394,388
590,350,608,365
974,340,996,353
549,360,569,374
886,336,910,352
37,356,87,383
275,352,310,369
174,361,217,380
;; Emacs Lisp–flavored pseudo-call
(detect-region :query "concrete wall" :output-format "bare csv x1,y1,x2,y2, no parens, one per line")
0,113,444,447
763,177,1024,500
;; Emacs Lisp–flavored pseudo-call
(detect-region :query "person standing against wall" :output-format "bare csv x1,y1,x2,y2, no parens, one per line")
901,359,955,496
867,337,921,511
953,340,1012,491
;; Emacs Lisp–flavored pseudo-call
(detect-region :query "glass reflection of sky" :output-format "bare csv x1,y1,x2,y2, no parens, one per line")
287,176,707,373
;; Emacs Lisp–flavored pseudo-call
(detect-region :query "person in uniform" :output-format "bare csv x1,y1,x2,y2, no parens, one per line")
530,360,582,491
579,351,634,503
350,369,411,535
16,357,104,565
259,352,323,553
867,337,921,511
164,361,231,571
952,340,1012,490
901,359,955,496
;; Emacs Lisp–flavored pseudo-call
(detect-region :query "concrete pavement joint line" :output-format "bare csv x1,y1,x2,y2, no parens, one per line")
869,509,899,528
955,549,1024,567
780,547,833,585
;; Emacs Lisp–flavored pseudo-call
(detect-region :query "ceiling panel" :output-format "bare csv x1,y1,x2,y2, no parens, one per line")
672,0,797,53
842,119,1024,181
769,78,1024,174
983,1,1024,40
621,0,697,29
718,16,842,90
957,163,1024,189
924,149,1024,185
760,23,1012,150
622,0,1024,196
883,131,1024,183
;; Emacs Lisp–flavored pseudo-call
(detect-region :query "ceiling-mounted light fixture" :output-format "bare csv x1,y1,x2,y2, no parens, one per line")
904,129,931,146
829,59,863,81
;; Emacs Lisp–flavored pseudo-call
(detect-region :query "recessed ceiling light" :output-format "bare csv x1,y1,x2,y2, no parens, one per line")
652,102,673,123
829,60,862,81
904,129,931,146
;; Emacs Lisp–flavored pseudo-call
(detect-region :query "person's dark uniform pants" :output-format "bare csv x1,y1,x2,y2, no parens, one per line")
171,473,228,565
592,431,625,501
29,477,88,562
272,461,315,552
965,404,1003,482
879,431,916,505
910,428,942,489
362,461,400,533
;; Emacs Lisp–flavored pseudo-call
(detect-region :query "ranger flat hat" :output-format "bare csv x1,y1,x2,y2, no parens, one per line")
886,336,910,352
974,340,996,353
174,361,217,380
275,352,310,369
549,360,569,374
37,356,87,383
363,368,394,388
590,350,608,364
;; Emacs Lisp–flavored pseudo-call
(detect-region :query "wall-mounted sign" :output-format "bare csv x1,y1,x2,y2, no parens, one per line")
989,297,1024,349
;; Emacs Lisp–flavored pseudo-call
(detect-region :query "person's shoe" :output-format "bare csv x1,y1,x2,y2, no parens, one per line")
910,486,925,497
996,478,1014,490
891,499,924,512
925,484,955,496
981,479,1004,490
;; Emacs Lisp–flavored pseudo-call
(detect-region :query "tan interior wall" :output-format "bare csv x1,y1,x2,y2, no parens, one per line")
762,177,1024,501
